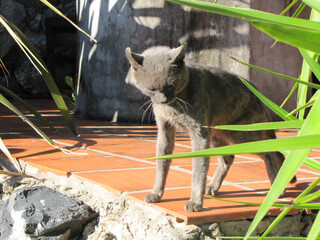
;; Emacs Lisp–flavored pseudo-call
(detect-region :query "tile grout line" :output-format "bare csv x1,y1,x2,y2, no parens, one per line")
71,166,156,174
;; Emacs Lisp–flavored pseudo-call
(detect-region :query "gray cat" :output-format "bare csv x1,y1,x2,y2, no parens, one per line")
125,44,296,212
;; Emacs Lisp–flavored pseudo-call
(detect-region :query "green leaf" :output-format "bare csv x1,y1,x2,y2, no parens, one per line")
220,238,306,240
286,97,316,117
251,21,320,54
151,134,320,160
299,49,320,82
259,207,293,239
212,120,303,131
307,211,320,240
0,93,60,149
280,82,298,108
245,93,320,239
1,16,77,135
0,85,56,132
240,78,297,121
297,57,311,119
166,0,320,53
303,0,320,13
205,196,286,208
304,158,320,172
39,0,97,43
296,190,320,204
229,56,320,90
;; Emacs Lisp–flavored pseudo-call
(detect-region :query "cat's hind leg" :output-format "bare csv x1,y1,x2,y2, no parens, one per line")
145,121,175,203
205,136,234,195
206,154,234,195
259,130,297,185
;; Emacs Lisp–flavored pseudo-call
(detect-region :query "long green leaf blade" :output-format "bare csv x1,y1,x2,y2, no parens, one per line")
299,49,320,81
39,0,97,43
245,93,320,239
151,134,320,160
0,93,59,148
167,0,320,53
306,211,320,240
0,85,56,131
303,0,320,13
3,17,77,135
304,158,320,172
213,120,303,131
240,78,297,121
251,21,320,53
229,56,320,90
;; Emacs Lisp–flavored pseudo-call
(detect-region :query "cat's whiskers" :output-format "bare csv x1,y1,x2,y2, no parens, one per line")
175,98,189,115
141,101,153,124
140,100,152,111
177,97,193,110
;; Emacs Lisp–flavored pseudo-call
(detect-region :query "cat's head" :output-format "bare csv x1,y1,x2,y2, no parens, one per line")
125,44,188,104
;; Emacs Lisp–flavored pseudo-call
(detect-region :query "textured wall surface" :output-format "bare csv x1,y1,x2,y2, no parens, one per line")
76,0,250,122
249,0,307,113
76,0,304,121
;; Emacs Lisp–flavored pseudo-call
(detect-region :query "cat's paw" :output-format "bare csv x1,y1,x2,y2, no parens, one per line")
184,201,202,212
144,193,161,203
205,184,219,196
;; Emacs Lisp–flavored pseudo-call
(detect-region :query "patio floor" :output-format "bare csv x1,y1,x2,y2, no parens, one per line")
1,99,319,225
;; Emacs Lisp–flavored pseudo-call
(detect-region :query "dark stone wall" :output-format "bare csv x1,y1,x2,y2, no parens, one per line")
0,0,76,98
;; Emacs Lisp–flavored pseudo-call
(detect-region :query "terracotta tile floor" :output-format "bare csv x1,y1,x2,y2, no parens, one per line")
1,100,319,225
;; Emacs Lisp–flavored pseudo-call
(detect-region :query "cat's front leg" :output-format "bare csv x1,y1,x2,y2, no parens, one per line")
145,121,175,203
185,129,210,212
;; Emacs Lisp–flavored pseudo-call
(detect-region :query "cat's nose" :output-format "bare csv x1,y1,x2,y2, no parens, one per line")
156,93,174,104
158,94,168,103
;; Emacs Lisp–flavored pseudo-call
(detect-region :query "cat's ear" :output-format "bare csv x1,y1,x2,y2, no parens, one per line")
170,43,186,64
125,47,144,70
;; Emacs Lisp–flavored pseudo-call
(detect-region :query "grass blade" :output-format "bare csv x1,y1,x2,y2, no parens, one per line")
39,0,96,43
151,134,320,160
280,82,298,108
286,97,316,117
229,56,320,90
0,85,56,132
210,120,303,131
251,21,320,54
299,49,320,81
302,0,320,13
220,238,306,240
306,211,320,240
240,78,297,121
0,93,60,149
2,16,77,135
304,158,320,172
245,91,320,239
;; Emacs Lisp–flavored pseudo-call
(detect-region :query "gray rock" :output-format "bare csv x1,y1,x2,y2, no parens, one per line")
0,0,27,57
0,200,13,240
14,58,49,96
0,186,97,240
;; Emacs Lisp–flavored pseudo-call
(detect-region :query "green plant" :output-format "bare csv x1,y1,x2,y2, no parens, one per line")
0,1,95,172
154,0,320,239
